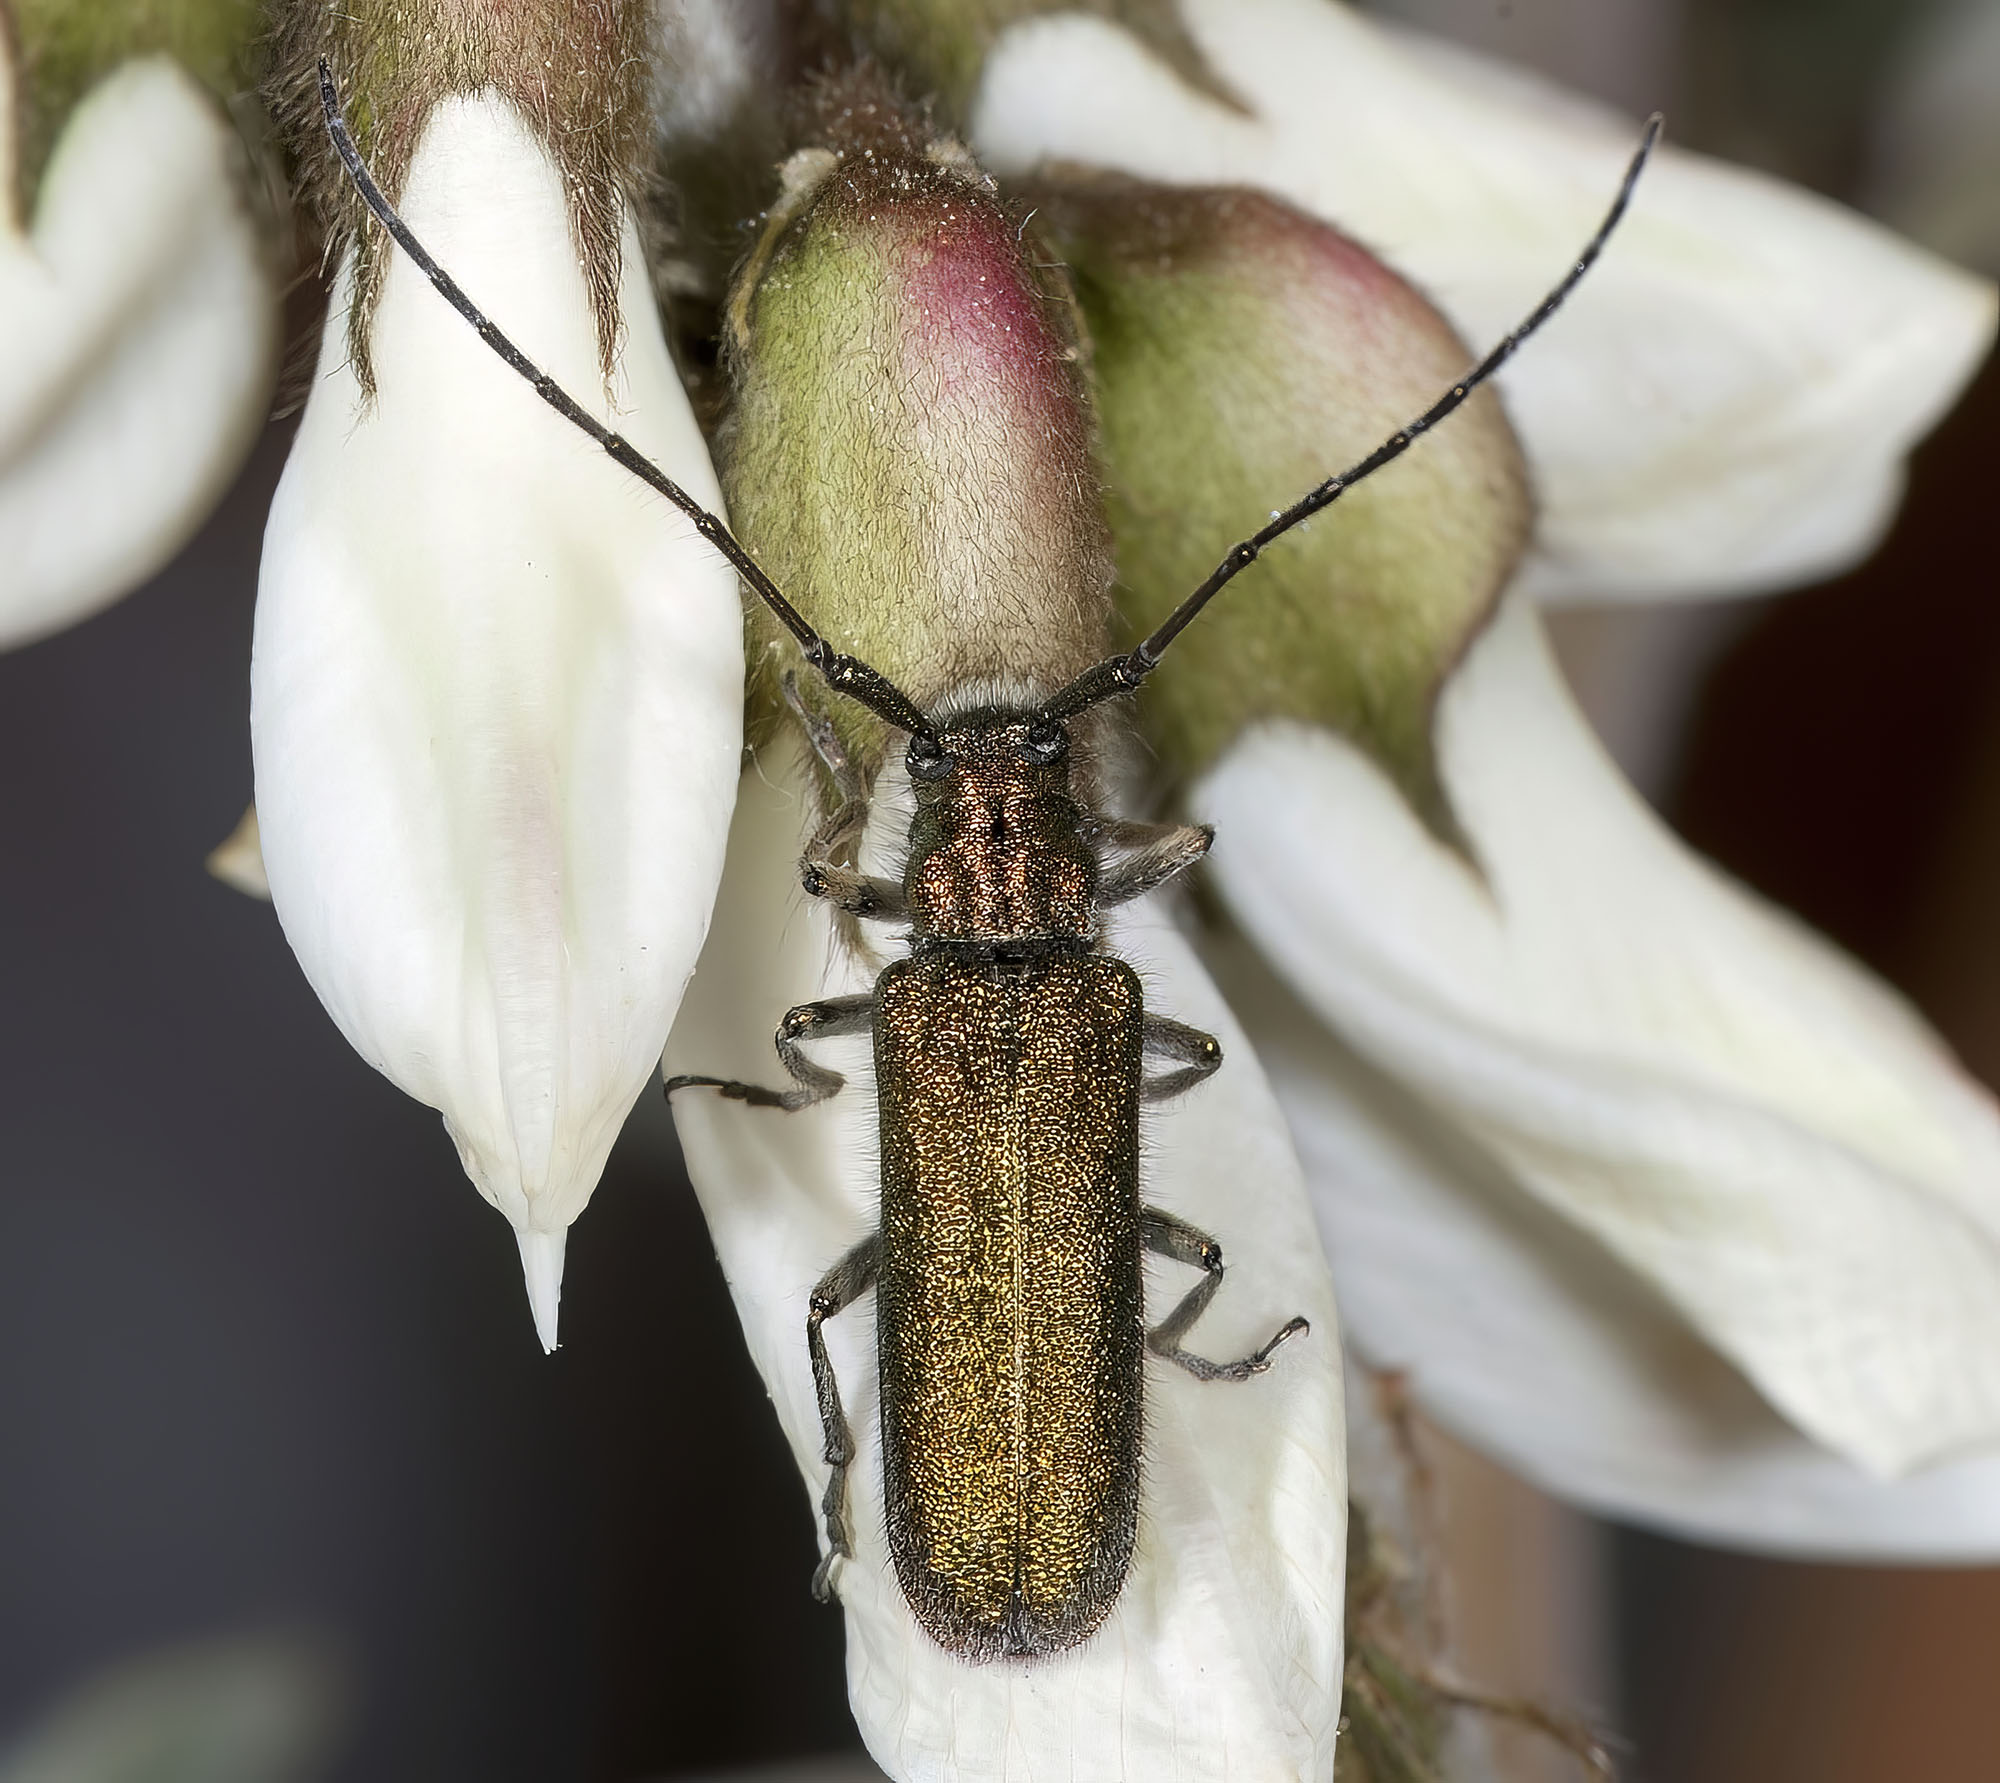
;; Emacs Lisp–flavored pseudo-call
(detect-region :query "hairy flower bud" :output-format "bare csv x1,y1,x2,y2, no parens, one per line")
1032,175,1529,841
721,74,1109,771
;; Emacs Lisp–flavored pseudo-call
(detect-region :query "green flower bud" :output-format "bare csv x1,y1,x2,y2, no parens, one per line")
1032,175,1531,845
722,75,1110,774
821,0,1234,127
270,0,652,392
9,0,260,200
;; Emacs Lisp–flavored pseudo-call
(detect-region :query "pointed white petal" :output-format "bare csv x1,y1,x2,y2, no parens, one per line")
1220,934,2000,1559
515,1227,567,1355
667,749,1346,1783
252,94,743,1342
0,57,275,649
970,0,1996,602
206,803,270,900
1199,594,2000,1486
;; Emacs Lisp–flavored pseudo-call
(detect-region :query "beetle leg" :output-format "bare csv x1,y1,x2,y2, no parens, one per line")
785,674,909,925
806,1232,882,1602
1141,1206,1309,1382
1140,1014,1223,1102
1096,820,1213,907
664,993,875,1111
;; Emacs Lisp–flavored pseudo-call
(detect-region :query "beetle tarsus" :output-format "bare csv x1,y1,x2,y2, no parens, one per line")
1142,1205,1309,1382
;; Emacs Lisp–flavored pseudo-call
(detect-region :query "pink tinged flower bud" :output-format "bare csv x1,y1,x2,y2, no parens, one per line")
1031,175,1530,841
722,79,1111,761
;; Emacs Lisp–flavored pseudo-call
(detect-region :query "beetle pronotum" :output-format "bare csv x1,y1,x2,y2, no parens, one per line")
319,57,1658,1662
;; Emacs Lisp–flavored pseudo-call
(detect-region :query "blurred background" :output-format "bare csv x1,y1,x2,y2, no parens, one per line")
4,0,1999,1777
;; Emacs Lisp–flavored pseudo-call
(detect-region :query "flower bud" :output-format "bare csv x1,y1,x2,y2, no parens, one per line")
0,9,275,649
721,73,1109,771
1030,174,1530,841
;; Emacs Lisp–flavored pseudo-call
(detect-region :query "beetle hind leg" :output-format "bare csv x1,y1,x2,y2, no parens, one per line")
1142,1206,1308,1382
664,992,874,1112
805,1233,882,1602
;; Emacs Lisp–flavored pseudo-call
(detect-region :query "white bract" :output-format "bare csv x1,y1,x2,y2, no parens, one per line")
667,749,1346,1783
1204,598,2000,1549
971,0,1997,603
253,92,742,1350
0,52,274,648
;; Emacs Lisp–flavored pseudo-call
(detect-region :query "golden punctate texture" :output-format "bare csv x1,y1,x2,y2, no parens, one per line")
1031,176,1533,847
873,952,1145,1660
722,74,1113,777
269,0,652,391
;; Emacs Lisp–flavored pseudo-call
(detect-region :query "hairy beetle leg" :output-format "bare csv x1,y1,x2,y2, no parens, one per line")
1142,1206,1309,1383
664,993,876,1112
806,1233,883,1602
1097,819,1214,908
1140,1013,1224,1102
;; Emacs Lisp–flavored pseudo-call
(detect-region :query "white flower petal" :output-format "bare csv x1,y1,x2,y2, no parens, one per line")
1217,934,2000,1559
970,0,1996,602
252,94,743,1348
0,56,275,649
1197,594,2000,1483
667,749,1346,1783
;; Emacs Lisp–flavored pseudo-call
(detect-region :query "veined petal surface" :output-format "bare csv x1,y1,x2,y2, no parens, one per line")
0,56,274,648
667,749,1345,1783
970,0,1997,602
1199,595,2000,1485
252,93,742,1349
1220,934,2000,1559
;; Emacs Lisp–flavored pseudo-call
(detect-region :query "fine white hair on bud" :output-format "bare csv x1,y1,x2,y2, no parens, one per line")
0,54,275,650
252,91,743,1351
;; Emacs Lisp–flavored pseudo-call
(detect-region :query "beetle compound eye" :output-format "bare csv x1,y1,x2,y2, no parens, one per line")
907,734,954,781
1020,721,1067,766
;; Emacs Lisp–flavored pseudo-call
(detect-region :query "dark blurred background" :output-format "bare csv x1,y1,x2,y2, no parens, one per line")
5,1,2000,1778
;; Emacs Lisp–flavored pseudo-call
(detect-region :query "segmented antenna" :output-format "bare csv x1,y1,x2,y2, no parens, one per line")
315,58,935,742
1038,115,1666,725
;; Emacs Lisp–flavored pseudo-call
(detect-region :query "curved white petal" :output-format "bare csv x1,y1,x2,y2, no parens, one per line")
970,0,1997,603
1198,594,2000,1485
0,56,275,649
1217,935,2000,1559
252,94,743,1349
667,749,1346,1783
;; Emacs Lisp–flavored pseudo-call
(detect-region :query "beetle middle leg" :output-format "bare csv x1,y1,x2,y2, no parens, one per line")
806,1232,882,1601
1142,1206,1309,1382
1141,1012,1224,1102
665,992,874,1110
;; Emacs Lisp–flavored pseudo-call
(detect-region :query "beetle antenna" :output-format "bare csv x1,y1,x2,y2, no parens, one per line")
1037,114,1665,725
314,58,935,742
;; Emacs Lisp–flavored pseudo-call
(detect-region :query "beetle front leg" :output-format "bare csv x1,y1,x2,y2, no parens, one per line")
1141,1206,1309,1382
786,673,908,924
1140,1013,1223,1102
806,1232,882,1602
1096,819,1213,907
664,993,875,1111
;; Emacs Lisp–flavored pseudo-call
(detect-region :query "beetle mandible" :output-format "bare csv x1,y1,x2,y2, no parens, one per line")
319,58,1658,1662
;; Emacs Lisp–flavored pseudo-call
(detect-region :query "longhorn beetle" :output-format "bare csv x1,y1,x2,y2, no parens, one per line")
320,59,1659,1662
